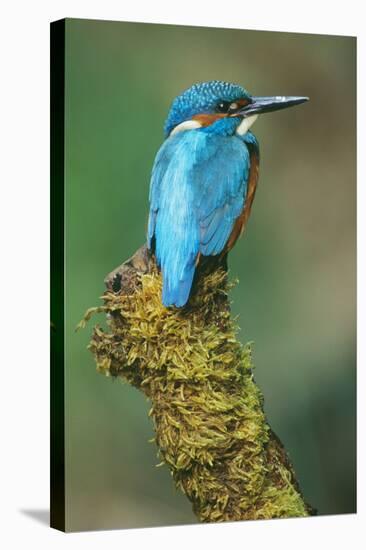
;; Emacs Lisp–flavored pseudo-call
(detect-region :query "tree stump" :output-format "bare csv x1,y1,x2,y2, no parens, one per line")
80,245,314,522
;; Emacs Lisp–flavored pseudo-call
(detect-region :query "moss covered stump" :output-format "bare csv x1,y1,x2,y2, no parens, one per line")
80,245,313,522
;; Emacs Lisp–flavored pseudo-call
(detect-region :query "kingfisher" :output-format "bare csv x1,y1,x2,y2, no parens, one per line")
147,80,308,307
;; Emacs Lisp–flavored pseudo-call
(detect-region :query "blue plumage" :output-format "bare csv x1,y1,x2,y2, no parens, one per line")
147,80,307,307
148,118,251,307
163,81,251,136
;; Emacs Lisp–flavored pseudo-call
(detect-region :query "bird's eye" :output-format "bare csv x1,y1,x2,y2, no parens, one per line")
216,101,231,113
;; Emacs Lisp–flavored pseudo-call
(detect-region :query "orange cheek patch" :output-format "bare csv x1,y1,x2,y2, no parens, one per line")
236,98,251,108
191,113,227,127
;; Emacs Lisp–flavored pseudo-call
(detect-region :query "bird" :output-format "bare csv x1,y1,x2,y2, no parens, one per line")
147,80,308,307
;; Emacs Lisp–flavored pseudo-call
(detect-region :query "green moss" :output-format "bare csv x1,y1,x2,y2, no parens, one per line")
83,264,311,522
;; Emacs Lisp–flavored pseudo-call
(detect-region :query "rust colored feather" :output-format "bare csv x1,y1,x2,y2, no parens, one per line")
225,147,259,252
191,113,227,126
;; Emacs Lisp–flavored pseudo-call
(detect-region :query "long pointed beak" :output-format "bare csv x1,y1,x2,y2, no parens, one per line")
238,95,309,116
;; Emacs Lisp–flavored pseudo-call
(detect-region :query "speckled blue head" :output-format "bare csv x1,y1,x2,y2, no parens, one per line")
164,80,251,137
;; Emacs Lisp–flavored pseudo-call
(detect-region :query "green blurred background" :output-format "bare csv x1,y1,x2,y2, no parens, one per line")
64,18,356,531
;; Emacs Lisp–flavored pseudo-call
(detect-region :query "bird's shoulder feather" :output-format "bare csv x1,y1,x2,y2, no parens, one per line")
148,130,251,258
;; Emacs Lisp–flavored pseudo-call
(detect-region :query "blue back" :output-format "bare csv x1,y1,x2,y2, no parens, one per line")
148,125,253,307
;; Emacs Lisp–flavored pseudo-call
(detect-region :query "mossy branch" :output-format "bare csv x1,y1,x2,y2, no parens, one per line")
82,244,314,522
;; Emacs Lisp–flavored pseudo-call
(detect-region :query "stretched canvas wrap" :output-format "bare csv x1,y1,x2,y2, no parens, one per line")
51,18,356,532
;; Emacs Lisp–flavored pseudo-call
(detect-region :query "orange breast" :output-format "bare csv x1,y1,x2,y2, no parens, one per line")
225,147,259,252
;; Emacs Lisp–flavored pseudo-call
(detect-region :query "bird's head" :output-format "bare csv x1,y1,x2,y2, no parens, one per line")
164,80,308,138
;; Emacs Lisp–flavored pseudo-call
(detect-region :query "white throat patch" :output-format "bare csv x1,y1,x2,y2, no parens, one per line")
170,119,202,136
236,114,259,136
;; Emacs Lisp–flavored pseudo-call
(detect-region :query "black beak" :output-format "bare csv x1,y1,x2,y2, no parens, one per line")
238,95,309,116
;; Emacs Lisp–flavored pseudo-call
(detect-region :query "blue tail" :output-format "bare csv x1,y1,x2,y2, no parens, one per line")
162,263,196,307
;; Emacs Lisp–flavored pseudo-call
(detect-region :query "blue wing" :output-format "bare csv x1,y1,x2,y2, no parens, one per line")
148,130,251,307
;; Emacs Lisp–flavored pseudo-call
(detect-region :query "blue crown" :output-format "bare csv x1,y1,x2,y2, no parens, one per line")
164,80,250,137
